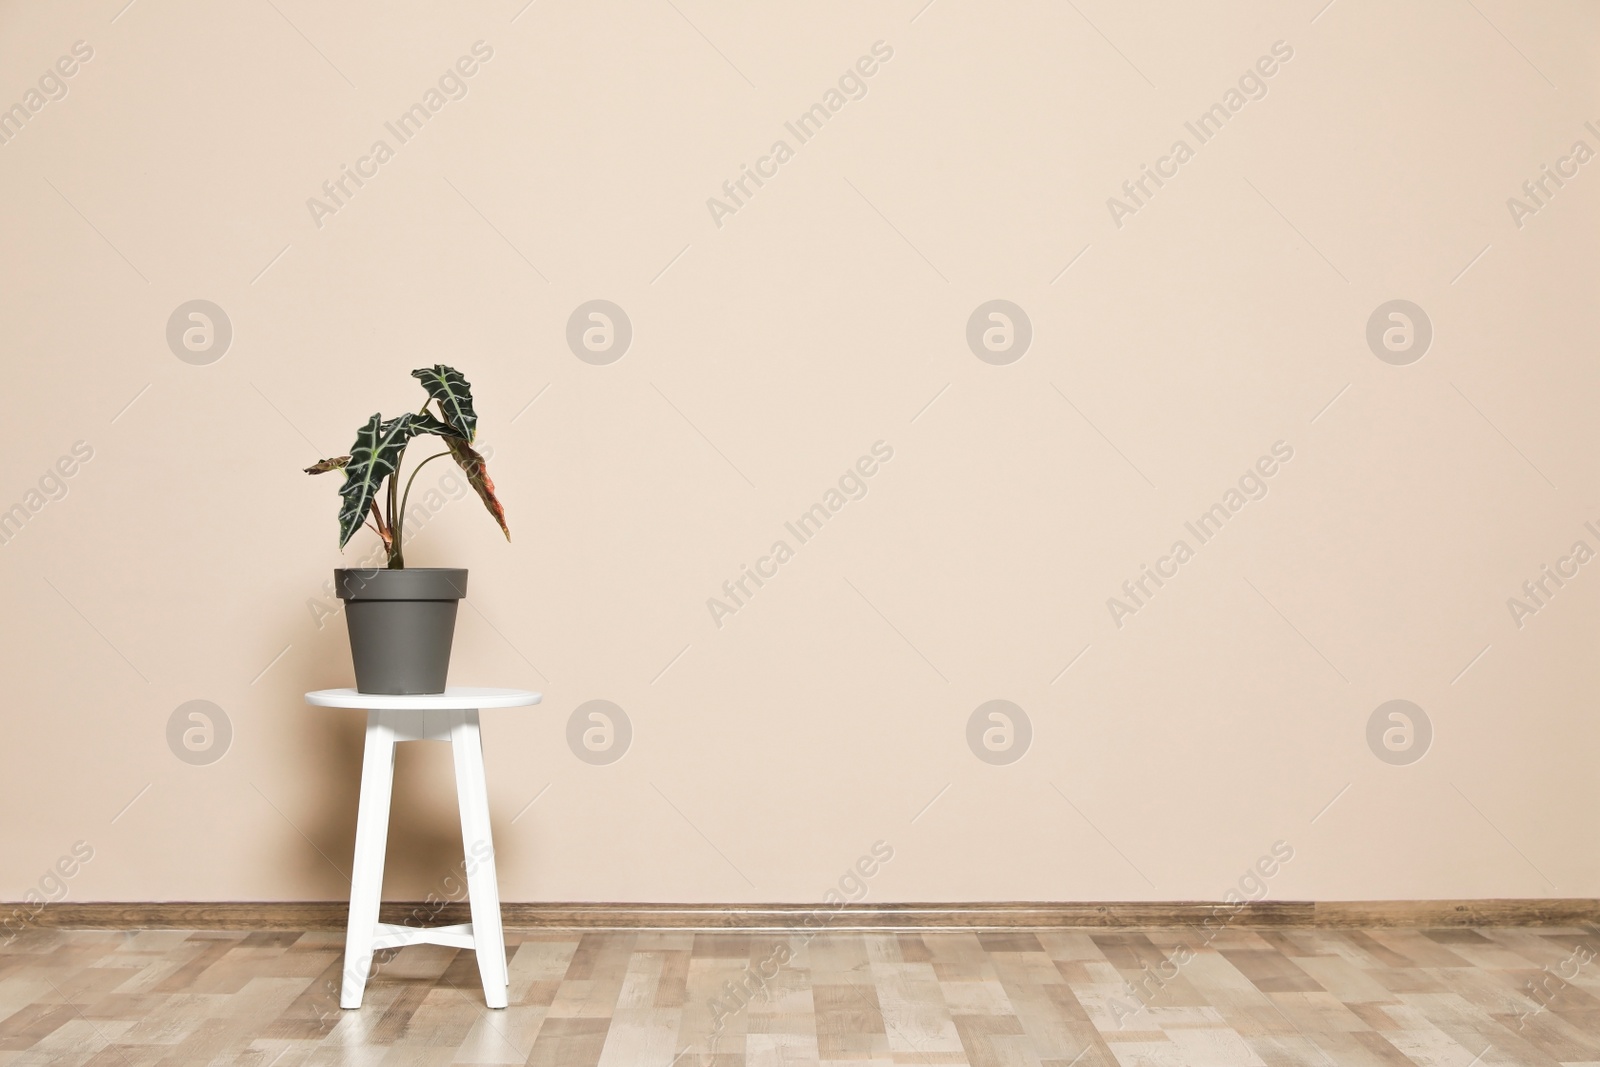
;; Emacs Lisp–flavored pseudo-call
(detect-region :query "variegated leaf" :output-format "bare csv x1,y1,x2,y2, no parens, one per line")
411,365,477,441
444,434,509,540
336,414,422,549
410,413,458,439
304,456,349,475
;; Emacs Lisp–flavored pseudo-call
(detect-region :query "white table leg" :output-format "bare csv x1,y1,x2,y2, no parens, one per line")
451,709,508,1009
342,710,397,1009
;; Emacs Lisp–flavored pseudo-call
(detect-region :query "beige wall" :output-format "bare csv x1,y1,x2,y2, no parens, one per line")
1,0,1597,908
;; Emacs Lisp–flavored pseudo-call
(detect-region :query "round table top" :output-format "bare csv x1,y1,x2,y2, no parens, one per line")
305,687,542,710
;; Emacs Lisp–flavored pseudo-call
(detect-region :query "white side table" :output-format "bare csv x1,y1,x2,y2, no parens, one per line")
305,686,541,1009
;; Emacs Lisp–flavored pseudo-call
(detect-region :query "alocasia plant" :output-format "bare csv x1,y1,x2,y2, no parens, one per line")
306,365,509,568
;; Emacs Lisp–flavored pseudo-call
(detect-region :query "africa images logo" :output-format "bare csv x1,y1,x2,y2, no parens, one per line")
1105,40,1294,228
706,442,893,628
1106,441,1294,628
705,41,894,228
305,42,494,229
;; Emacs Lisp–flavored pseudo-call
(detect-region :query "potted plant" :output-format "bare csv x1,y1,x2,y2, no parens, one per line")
306,365,509,694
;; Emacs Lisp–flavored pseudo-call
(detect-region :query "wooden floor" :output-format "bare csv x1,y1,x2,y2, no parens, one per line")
2,925,1598,1066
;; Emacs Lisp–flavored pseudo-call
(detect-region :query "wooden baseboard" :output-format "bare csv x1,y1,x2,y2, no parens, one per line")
20,899,1600,931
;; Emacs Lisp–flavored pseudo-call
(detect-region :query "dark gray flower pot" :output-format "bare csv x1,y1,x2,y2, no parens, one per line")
335,568,467,695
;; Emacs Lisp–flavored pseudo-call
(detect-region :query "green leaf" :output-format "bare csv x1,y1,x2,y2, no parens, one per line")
304,456,349,475
444,435,510,541
410,412,458,439
336,414,422,549
411,365,477,441
405,402,508,540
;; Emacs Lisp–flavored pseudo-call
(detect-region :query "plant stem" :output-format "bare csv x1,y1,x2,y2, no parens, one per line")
367,500,391,555
386,457,402,568
388,402,449,564
399,452,452,534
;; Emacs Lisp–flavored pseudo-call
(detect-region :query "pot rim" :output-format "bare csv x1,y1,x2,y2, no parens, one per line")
335,567,468,602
